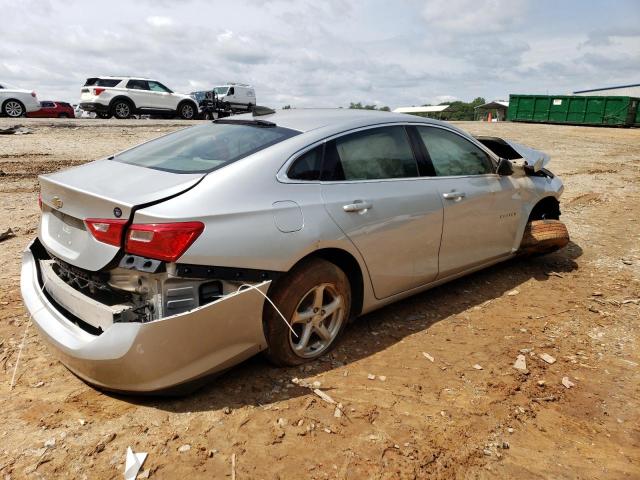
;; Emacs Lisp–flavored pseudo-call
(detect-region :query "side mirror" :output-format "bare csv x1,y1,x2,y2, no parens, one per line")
496,158,514,176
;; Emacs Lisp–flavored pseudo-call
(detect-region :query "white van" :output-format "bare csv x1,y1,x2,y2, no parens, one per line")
213,84,256,110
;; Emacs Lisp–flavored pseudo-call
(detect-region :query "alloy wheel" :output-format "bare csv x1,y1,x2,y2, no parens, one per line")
289,283,345,358
5,101,24,117
114,102,130,118
182,104,194,119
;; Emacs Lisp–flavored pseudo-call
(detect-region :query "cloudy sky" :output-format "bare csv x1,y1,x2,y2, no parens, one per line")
1,0,638,108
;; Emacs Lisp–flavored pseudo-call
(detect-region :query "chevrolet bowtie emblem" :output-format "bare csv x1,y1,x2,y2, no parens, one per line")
52,196,63,209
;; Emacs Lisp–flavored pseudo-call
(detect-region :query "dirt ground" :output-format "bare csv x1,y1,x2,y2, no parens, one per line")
0,118,638,479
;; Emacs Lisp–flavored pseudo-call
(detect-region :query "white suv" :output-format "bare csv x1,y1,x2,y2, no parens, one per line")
0,82,40,117
79,77,199,120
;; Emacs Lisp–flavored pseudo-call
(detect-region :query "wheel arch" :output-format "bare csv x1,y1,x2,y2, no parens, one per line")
109,95,136,111
527,196,561,222
177,99,198,111
284,247,365,320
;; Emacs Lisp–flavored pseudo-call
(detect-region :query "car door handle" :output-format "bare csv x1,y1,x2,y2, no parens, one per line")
343,201,372,212
442,191,466,200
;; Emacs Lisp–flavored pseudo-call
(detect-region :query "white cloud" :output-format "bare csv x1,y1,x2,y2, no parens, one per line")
422,0,528,33
0,0,637,108
146,16,173,27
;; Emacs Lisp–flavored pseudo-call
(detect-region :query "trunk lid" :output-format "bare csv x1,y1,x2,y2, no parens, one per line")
39,159,202,271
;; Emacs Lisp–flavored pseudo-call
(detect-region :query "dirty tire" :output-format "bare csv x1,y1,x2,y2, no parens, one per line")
520,219,569,255
263,258,351,367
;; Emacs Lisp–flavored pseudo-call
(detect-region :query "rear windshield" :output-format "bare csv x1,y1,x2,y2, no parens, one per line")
112,123,300,173
84,78,121,87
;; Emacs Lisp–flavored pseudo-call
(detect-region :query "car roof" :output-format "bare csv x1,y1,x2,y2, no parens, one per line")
231,108,461,135
93,76,153,81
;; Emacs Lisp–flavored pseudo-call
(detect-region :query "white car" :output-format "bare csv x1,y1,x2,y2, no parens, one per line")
213,83,256,110
79,77,199,120
0,82,40,117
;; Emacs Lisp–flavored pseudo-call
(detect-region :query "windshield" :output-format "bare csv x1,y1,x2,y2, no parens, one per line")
213,87,229,95
112,123,300,174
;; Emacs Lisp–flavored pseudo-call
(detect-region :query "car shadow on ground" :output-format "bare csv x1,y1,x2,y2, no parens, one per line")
114,241,582,412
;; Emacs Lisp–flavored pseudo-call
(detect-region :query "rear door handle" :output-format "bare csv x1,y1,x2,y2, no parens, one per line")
442,191,466,200
343,201,372,212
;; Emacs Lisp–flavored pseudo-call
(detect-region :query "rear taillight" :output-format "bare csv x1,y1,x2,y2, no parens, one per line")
31,91,36,98
93,88,105,96
38,192,42,210
125,222,204,262
85,218,127,247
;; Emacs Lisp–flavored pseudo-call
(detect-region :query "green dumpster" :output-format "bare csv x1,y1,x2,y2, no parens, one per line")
508,94,639,127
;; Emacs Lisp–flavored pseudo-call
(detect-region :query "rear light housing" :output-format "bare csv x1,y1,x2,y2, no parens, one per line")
31,91,36,98
125,222,204,262
38,192,42,210
85,218,127,247
93,88,105,96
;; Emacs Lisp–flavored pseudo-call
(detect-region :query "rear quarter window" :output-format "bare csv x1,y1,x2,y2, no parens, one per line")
288,146,323,181
113,123,300,174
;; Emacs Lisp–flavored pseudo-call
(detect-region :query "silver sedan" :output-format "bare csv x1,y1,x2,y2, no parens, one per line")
21,109,569,393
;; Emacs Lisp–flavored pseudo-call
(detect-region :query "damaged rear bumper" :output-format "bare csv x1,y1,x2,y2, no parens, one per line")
20,240,270,393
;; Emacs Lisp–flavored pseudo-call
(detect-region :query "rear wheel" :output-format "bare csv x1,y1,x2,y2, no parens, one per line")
3,100,25,117
111,100,132,119
519,219,569,255
263,259,351,366
58,113,68,118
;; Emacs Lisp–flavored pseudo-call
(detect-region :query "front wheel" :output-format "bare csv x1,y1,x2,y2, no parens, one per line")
178,102,196,120
3,100,25,118
263,258,351,366
519,219,569,255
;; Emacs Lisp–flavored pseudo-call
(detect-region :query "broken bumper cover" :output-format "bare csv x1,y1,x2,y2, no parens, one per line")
20,240,270,393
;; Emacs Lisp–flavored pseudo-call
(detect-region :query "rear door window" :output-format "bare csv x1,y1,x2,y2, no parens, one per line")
127,80,149,90
113,123,300,173
416,126,494,176
322,126,419,181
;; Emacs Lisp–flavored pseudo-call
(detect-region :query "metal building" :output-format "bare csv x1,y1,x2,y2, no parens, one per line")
573,83,640,97
393,105,450,119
